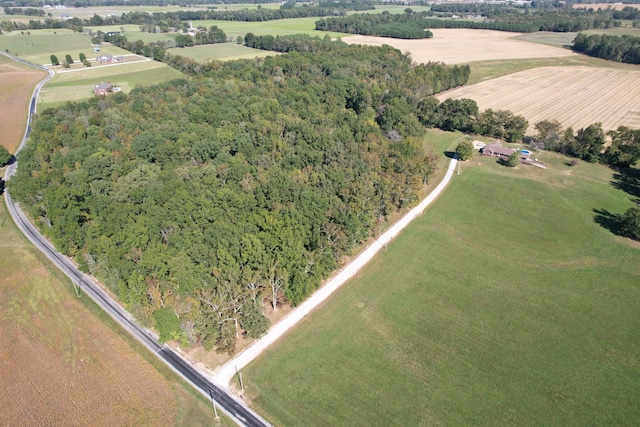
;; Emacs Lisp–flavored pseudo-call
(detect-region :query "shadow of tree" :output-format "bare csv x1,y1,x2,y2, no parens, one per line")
593,208,623,236
611,168,640,199
444,151,457,159
0,178,4,196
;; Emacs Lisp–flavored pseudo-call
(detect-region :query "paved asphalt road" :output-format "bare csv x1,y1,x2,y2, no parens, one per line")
2,53,269,427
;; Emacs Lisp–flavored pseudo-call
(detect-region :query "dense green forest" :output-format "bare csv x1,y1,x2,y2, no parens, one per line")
10,43,469,353
573,33,640,64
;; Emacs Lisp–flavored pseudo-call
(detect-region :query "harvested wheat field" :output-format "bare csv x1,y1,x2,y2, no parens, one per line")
438,66,640,133
342,29,576,65
0,55,46,152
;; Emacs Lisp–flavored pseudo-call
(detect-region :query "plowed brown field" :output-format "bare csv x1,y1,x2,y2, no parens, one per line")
437,66,640,133
342,29,576,65
0,56,46,152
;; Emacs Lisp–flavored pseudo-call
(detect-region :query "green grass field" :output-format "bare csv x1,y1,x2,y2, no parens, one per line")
38,60,183,110
0,29,129,65
167,42,278,62
185,17,350,39
465,52,640,85
583,27,640,37
244,135,640,426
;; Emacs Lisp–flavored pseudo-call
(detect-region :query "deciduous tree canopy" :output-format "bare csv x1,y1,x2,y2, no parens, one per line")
10,43,466,353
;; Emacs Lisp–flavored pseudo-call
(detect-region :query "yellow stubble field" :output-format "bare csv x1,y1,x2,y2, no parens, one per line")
437,66,640,133
342,29,577,64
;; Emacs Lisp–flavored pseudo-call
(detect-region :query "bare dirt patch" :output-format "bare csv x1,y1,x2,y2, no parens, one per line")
0,58,46,152
342,29,576,65
437,65,640,133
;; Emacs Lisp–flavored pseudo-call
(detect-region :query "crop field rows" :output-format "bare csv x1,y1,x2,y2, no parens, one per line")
438,66,640,133
343,30,577,65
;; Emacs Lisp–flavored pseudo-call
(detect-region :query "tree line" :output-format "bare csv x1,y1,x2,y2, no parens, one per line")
10,41,473,353
573,33,640,64
531,120,640,168
316,8,626,36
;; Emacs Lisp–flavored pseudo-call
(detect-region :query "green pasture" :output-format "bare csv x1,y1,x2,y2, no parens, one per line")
362,5,431,14
513,31,577,48
38,60,183,110
583,27,640,37
465,52,639,85
85,24,177,44
0,29,128,65
186,17,349,39
167,43,278,62
244,136,640,426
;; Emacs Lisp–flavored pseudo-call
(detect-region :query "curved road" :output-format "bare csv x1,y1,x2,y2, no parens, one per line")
1,53,269,427
213,157,458,388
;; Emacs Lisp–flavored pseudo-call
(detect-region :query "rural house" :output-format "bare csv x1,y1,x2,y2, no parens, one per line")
482,143,530,161
93,82,112,96
95,54,125,64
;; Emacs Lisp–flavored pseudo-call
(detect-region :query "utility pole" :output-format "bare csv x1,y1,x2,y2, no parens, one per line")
235,366,245,394
71,279,80,297
209,389,220,419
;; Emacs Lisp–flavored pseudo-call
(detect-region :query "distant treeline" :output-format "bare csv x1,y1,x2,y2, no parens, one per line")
0,2,373,33
573,33,640,64
3,7,44,16
2,0,283,6
317,8,627,35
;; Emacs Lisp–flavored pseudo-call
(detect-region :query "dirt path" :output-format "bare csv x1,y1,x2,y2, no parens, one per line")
212,157,459,389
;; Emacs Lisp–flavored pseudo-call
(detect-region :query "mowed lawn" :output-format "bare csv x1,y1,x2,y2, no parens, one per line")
189,17,350,39
0,29,129,65
167,42,278,62
39,60,183,110
244,146,640,426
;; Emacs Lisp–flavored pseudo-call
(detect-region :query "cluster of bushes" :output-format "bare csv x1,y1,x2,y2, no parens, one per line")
3,7,44,16
573,33,640,64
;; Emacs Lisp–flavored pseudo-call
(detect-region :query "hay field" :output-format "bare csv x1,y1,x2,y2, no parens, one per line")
438,66,640,133
0,201,221,426
342,29,577,65
0,55,46,152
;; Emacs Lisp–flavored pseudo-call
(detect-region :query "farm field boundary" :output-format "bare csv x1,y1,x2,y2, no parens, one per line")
342,29,577,65
438,65,640,133
0,54,46,152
